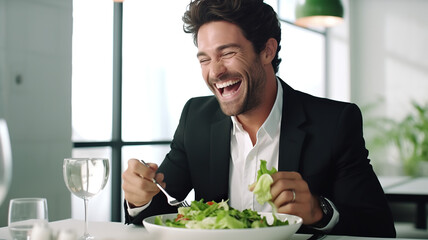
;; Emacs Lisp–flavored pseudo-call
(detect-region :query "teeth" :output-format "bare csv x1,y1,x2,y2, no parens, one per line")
215,79,240,89
222,91,236,97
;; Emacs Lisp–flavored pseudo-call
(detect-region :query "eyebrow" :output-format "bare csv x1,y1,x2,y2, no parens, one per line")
196,43,241,58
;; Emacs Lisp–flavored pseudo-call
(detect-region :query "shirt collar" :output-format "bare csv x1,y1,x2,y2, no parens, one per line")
231,78,283,138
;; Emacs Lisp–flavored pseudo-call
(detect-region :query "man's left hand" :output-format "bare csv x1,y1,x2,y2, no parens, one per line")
270,171,323,225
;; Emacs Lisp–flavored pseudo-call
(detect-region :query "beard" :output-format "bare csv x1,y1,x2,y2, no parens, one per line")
209,58,267,116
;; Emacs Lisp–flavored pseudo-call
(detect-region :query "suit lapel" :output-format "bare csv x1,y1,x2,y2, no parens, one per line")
209,110,232,202
278,80,306,172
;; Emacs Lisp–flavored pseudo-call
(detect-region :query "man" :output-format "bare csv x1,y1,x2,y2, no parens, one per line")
122,0,396,237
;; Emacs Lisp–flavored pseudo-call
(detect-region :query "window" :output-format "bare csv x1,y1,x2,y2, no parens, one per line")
72,0,113,221
72,1,113,143
72,0,326,222
121,0,211,143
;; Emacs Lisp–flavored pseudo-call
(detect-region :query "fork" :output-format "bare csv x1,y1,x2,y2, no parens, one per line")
139,159,190,208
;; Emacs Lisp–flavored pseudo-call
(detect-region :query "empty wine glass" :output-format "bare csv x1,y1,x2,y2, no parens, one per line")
63,158,109,240
0,119,12,207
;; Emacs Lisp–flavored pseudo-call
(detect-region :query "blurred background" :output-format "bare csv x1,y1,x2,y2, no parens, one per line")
0,0,427,238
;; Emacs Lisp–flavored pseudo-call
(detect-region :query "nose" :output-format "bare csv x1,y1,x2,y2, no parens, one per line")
209,60,226,79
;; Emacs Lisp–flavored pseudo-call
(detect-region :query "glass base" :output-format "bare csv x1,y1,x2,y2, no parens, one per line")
79,233,94,240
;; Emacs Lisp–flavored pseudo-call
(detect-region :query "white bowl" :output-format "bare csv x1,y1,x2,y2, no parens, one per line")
143,212,302,240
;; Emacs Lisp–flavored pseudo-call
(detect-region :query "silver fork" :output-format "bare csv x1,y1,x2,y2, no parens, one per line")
139,159,190,208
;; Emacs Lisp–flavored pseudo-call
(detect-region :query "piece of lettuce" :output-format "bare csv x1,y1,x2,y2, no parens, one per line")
257,159,278,178
248,159,283,222
249,160,277,205
252,174,274,205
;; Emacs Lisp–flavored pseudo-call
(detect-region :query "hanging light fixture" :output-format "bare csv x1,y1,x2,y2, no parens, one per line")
295,0,344,28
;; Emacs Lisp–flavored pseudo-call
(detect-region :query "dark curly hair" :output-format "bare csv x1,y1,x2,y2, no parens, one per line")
182,0,282,73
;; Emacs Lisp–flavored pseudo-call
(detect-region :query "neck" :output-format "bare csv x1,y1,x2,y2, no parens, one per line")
236,75,277,145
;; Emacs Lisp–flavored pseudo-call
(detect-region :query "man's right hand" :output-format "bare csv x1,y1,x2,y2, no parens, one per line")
122,158,165,208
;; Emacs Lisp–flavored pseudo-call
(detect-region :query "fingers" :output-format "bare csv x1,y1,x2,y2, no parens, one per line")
271,171,302,182
273,189,311,212
275,194,322,225
127,158,158,180
154,172,166,189
271,184,307,208
270,171,319,224
122,159,162,207
270,171,304,203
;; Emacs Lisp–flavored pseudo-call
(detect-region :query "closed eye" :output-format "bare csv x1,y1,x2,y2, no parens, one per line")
198,57,210,65
222,52,236,58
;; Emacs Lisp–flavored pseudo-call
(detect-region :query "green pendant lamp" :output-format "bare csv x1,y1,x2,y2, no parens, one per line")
295,0,344,28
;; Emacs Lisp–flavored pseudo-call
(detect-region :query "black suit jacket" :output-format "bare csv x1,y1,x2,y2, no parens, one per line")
125,80,396,237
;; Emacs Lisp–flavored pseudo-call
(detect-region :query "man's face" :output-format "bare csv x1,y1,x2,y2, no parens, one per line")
196,21,267,116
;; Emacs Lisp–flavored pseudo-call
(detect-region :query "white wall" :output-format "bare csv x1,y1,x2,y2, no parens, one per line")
349,0,428,175
0,0,72,226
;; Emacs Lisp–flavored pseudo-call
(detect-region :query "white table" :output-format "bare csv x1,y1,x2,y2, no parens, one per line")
379,176,428,229
0,219,423,240
378,176,411,189
0,219,147,240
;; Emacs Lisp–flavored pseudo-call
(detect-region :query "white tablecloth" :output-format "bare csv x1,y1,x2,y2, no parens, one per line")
0,219,422,240
0,219,149,240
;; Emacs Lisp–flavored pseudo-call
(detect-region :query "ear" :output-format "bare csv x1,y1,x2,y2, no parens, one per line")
260,38,278,65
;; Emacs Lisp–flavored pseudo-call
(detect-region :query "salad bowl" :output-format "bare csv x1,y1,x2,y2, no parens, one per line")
143,212,303,240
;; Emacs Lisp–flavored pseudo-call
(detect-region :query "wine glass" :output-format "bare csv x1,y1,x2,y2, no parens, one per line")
0,119,12,207
63,158,109,240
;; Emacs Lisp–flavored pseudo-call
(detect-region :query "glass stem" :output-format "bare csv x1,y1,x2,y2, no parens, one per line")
83,198,90,237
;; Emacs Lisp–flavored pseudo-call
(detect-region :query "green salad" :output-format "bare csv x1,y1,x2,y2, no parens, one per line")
154,159,286,229
154,199,289,229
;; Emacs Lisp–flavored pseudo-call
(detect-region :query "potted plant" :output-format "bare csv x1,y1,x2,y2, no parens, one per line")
370,101,428,176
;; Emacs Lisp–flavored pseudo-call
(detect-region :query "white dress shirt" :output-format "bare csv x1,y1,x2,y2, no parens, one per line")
228,79,283,212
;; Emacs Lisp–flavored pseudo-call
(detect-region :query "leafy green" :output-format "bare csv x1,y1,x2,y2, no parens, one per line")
257,159,278,179
154,199,288,229
248,159,282,222
249,160,277,205
252,174,274,205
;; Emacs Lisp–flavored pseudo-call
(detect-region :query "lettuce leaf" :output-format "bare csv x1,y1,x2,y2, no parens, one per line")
249,160,277,205
252,174,274,205
257,159,278,180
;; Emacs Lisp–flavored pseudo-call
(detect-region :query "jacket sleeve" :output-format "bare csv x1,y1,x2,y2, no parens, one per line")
328,104,396,237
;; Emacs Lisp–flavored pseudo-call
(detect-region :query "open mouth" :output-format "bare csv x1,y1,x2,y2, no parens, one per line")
215,79,242,97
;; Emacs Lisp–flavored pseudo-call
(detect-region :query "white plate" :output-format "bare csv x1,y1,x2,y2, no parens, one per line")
143,212,302,240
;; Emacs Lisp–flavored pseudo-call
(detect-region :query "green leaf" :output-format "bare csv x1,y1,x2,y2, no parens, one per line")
257,160,278,180
253,174,274,205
